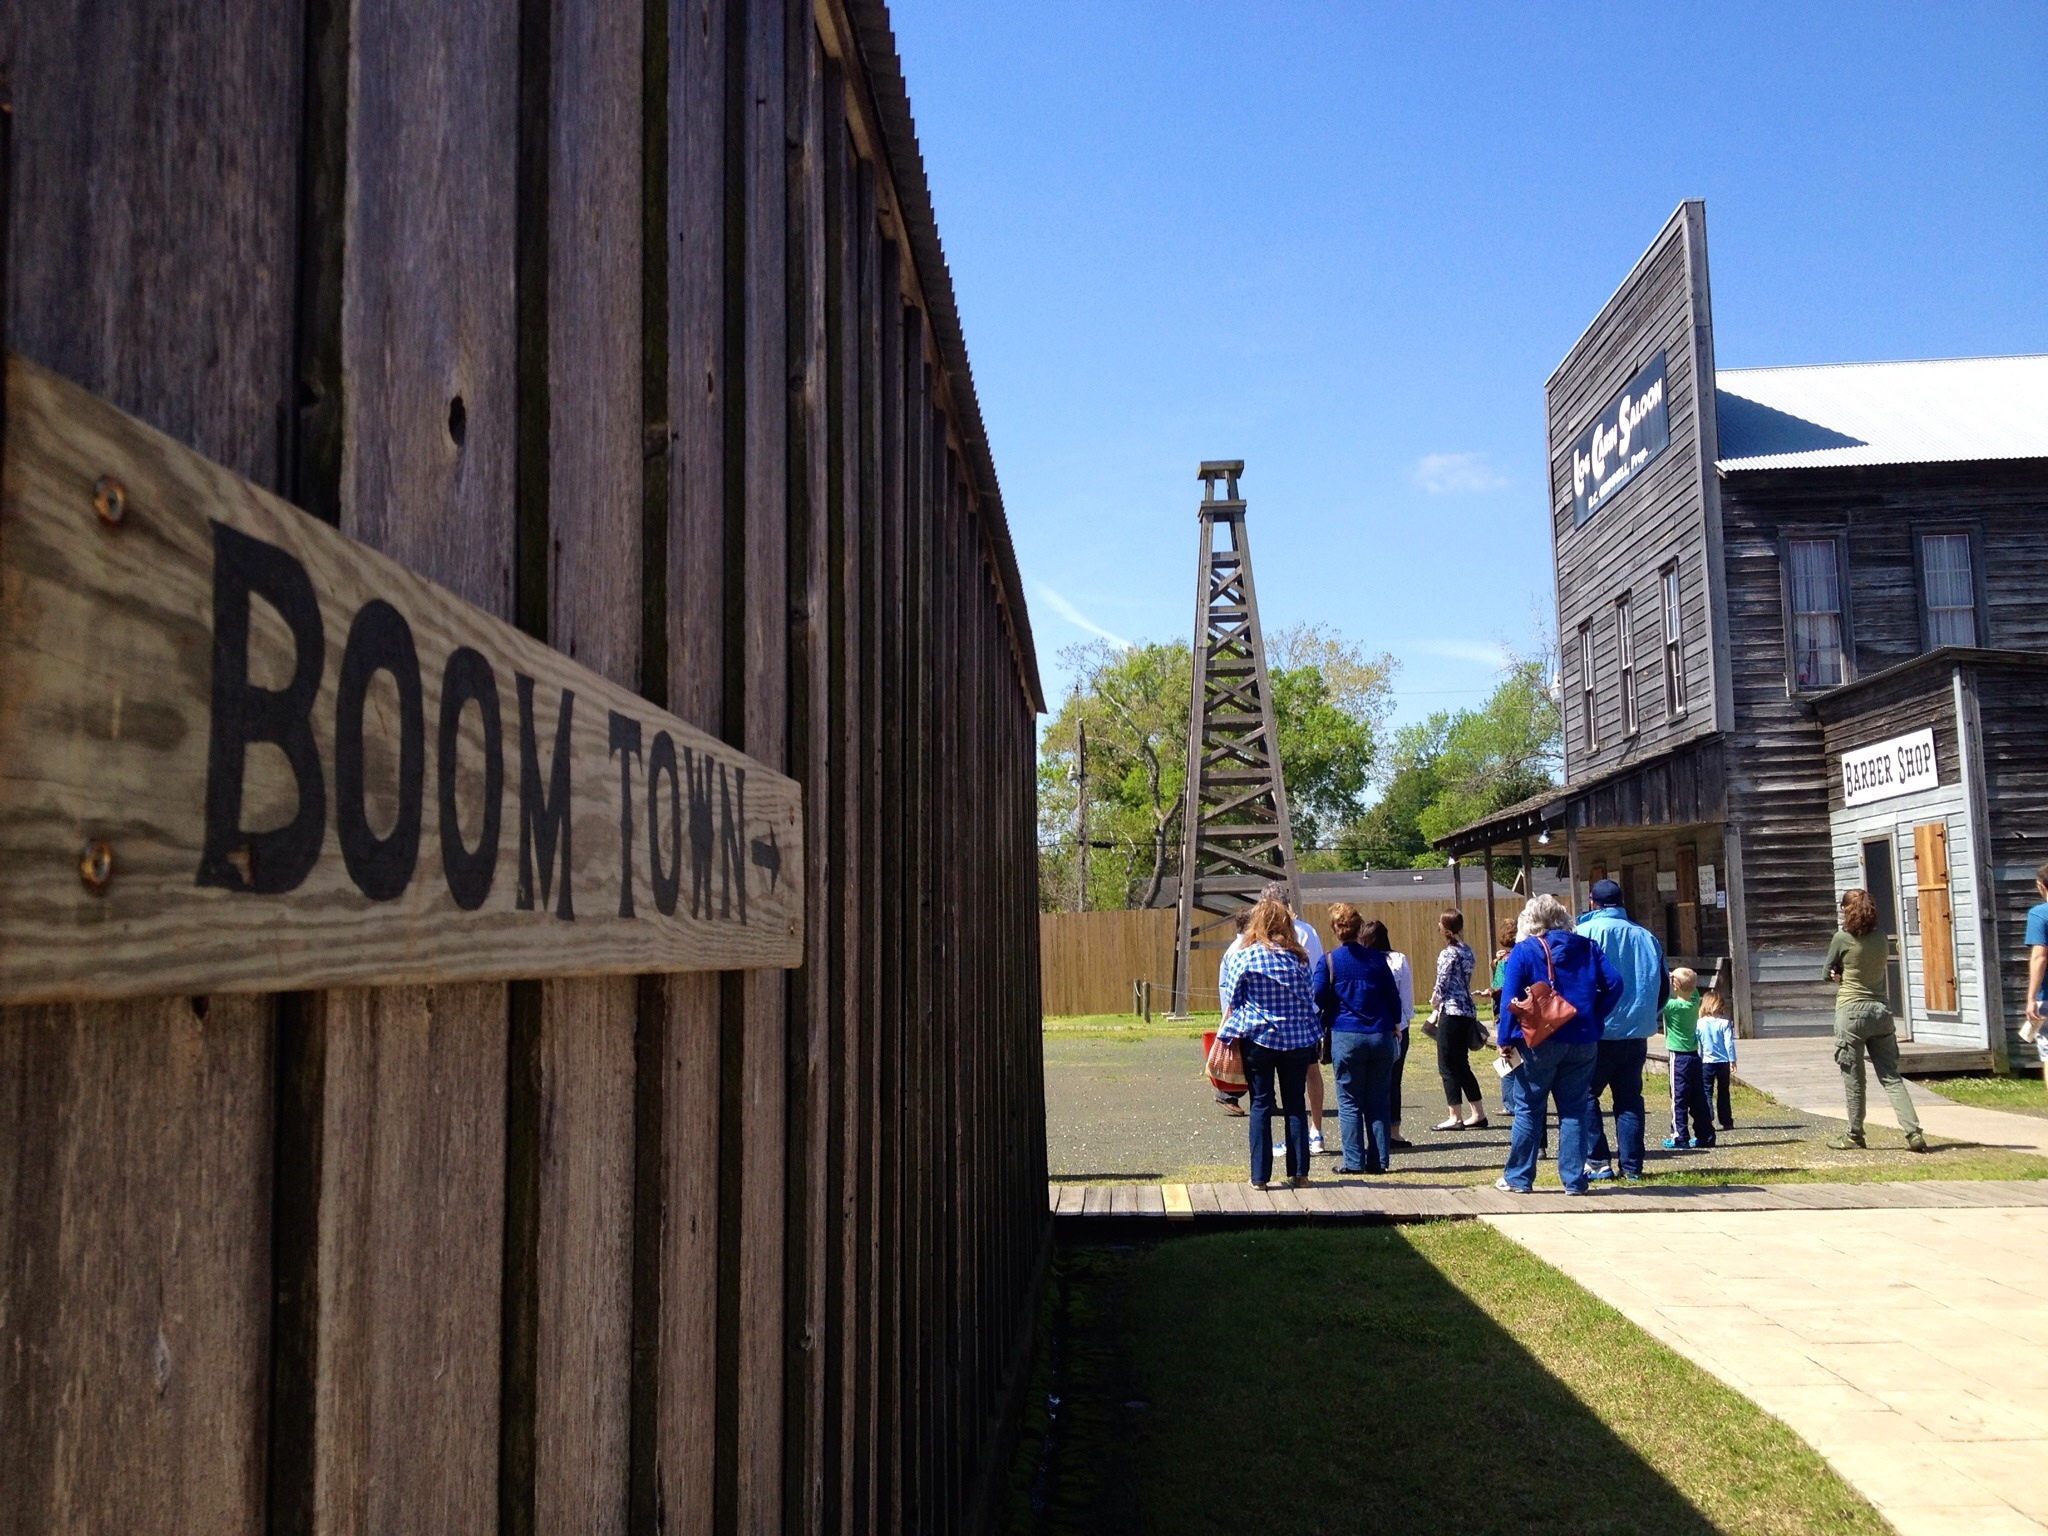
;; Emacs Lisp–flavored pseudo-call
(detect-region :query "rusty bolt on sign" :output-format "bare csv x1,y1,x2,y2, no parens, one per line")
92,474,127,526
79,840,114,893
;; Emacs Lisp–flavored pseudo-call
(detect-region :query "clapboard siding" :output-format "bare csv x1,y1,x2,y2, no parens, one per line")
1970,657,2048,1054
1551,202,1723,780
0,4,1051,1535
1829,786,1982,1046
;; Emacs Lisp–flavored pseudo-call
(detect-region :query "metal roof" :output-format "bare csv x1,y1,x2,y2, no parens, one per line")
1715,354,2048,473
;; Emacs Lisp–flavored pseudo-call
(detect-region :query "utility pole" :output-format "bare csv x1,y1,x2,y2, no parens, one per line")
1073,714,1089,912
1169,460,1300,1015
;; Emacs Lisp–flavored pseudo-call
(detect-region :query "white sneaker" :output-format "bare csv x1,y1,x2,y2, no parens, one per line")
1309,1131,1325,1154
1493,1176,1531,1194
1274,1140,1287,1155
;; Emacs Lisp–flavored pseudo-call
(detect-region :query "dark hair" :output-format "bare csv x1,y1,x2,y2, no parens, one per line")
1362,918,1391,952
1841,888,1878,937
1439,909,1465,941
1232,907,1251,934
2037,861,2048,890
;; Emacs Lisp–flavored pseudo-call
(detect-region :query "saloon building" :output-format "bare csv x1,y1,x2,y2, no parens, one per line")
1439,202,2048,1061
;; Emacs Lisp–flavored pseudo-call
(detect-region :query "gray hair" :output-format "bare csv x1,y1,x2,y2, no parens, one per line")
1259,880,1293,909
1515,893,1573,940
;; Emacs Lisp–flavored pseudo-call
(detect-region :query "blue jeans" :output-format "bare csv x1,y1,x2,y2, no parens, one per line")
1669,1050,1716,1145
1242,1041,1316,1184
1331,1029,1398,1172
1586,1037,1650,1176
1503,1037,1598,1192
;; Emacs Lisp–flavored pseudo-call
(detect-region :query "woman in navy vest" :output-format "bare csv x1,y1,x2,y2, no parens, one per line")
1313,903,1406,1174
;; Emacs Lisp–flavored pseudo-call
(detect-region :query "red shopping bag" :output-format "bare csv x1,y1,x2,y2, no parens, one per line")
1202,1030,1247,1095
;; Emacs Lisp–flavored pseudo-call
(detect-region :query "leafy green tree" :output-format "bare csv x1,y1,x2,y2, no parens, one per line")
1331,646,1562,870
1037,626,1394,908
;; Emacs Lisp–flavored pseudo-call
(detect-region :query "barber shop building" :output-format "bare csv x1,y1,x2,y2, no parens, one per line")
1440,201,2048,1063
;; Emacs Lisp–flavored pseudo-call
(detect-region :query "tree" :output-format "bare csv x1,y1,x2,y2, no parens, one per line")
1330,642,1562,870
1039,640,1193,911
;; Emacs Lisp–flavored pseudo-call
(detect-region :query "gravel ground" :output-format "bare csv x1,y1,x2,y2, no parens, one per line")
1042,1029,2032,1186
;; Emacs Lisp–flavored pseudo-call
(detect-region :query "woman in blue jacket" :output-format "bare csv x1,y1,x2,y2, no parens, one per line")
1495,894,1624,1195
1313,902,1405,1175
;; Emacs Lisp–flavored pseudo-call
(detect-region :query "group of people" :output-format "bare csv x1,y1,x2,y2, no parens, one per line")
1213,872,1929,1192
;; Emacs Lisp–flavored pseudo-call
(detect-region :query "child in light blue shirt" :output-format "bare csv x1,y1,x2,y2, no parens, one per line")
1696,989,1736,1132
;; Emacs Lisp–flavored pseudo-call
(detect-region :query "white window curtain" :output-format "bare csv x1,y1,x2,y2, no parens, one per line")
1787,539,1844,688
1922,533,1978,648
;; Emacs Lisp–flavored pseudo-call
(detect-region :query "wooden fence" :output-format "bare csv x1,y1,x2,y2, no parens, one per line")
1041,901,1476,1017
0,3,1048,1533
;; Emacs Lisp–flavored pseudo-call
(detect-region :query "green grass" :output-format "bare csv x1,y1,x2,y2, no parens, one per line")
1009,1225,1887,1534
1921,1071,2048,1119
1042,1011,1217,1040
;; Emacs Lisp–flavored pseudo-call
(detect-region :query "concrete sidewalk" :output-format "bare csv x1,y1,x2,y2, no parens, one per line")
1492,1206,2048,1536
1729,1035,2048,1156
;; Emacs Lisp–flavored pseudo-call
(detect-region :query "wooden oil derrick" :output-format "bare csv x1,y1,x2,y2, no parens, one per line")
1169,460,1301,1015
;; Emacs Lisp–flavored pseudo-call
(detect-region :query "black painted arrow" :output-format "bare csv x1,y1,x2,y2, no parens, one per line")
751,827,782,890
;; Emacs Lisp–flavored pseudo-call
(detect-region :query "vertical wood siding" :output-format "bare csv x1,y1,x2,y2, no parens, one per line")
0,3,1051,1533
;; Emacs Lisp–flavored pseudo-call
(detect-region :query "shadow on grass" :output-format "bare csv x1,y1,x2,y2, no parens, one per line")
1009,1230,1724,1536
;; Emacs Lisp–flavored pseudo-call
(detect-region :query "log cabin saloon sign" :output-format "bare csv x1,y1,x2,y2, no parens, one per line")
1569,350,1670,527
0,357,802,1004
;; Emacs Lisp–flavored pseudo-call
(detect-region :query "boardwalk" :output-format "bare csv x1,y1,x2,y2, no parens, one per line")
1049,1176,2048,1224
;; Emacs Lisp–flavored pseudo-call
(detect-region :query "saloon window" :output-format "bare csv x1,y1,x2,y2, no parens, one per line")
1787,538,1845,689
1616,592,1639,736
1660,562,1686,718
1921,533,1979,649
1577,619,1596,752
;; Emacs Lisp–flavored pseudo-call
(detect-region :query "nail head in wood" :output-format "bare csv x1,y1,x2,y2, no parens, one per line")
79,839,113,892
92,474,126,526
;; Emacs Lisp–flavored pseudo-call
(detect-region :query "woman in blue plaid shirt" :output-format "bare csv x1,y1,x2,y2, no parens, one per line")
1219,897,1322,1188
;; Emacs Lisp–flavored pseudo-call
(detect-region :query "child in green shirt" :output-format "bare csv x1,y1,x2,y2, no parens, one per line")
1660,967,1716,1150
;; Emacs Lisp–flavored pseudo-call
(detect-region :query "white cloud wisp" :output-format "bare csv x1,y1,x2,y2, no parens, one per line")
1412,452,1509,495
1034,582,1134,650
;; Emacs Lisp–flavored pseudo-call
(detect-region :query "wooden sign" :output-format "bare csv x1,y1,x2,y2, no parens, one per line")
0,356,803,1003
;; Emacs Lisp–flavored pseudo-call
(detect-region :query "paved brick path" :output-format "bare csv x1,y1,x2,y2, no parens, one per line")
1493,1206,2048,1536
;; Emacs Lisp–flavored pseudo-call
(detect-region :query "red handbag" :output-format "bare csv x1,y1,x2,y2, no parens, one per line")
1202,1030,1247,1095
1508,934,1579,1049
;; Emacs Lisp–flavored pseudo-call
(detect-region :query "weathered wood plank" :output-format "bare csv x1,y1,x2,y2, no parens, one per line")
0,358,802,1002
0,0,299,1521
784,7,833,1527
311,983,507,1532
731,0,790,1525
524,0,647,1523
0,996,273,1531
656,0,728,1525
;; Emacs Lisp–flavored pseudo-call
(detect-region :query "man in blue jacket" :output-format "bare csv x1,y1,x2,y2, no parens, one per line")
1576,878,1669,1182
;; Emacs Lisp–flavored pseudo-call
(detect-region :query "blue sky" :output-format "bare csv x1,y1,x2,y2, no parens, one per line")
888,3,2048,734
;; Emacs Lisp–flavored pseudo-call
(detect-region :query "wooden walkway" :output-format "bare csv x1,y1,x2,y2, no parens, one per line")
1049,1178,2048,1225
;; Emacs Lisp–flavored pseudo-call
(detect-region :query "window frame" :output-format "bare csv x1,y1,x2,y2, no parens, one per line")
1615,590,1639,737
1911,522,1988,653
1577,617,1597,756
1659,560,1686,720
1778,530,1854,695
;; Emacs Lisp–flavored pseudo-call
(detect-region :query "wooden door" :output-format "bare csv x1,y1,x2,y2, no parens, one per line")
1914,822,1958,1012
1674,845,1701,957
1622,857,1657,934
